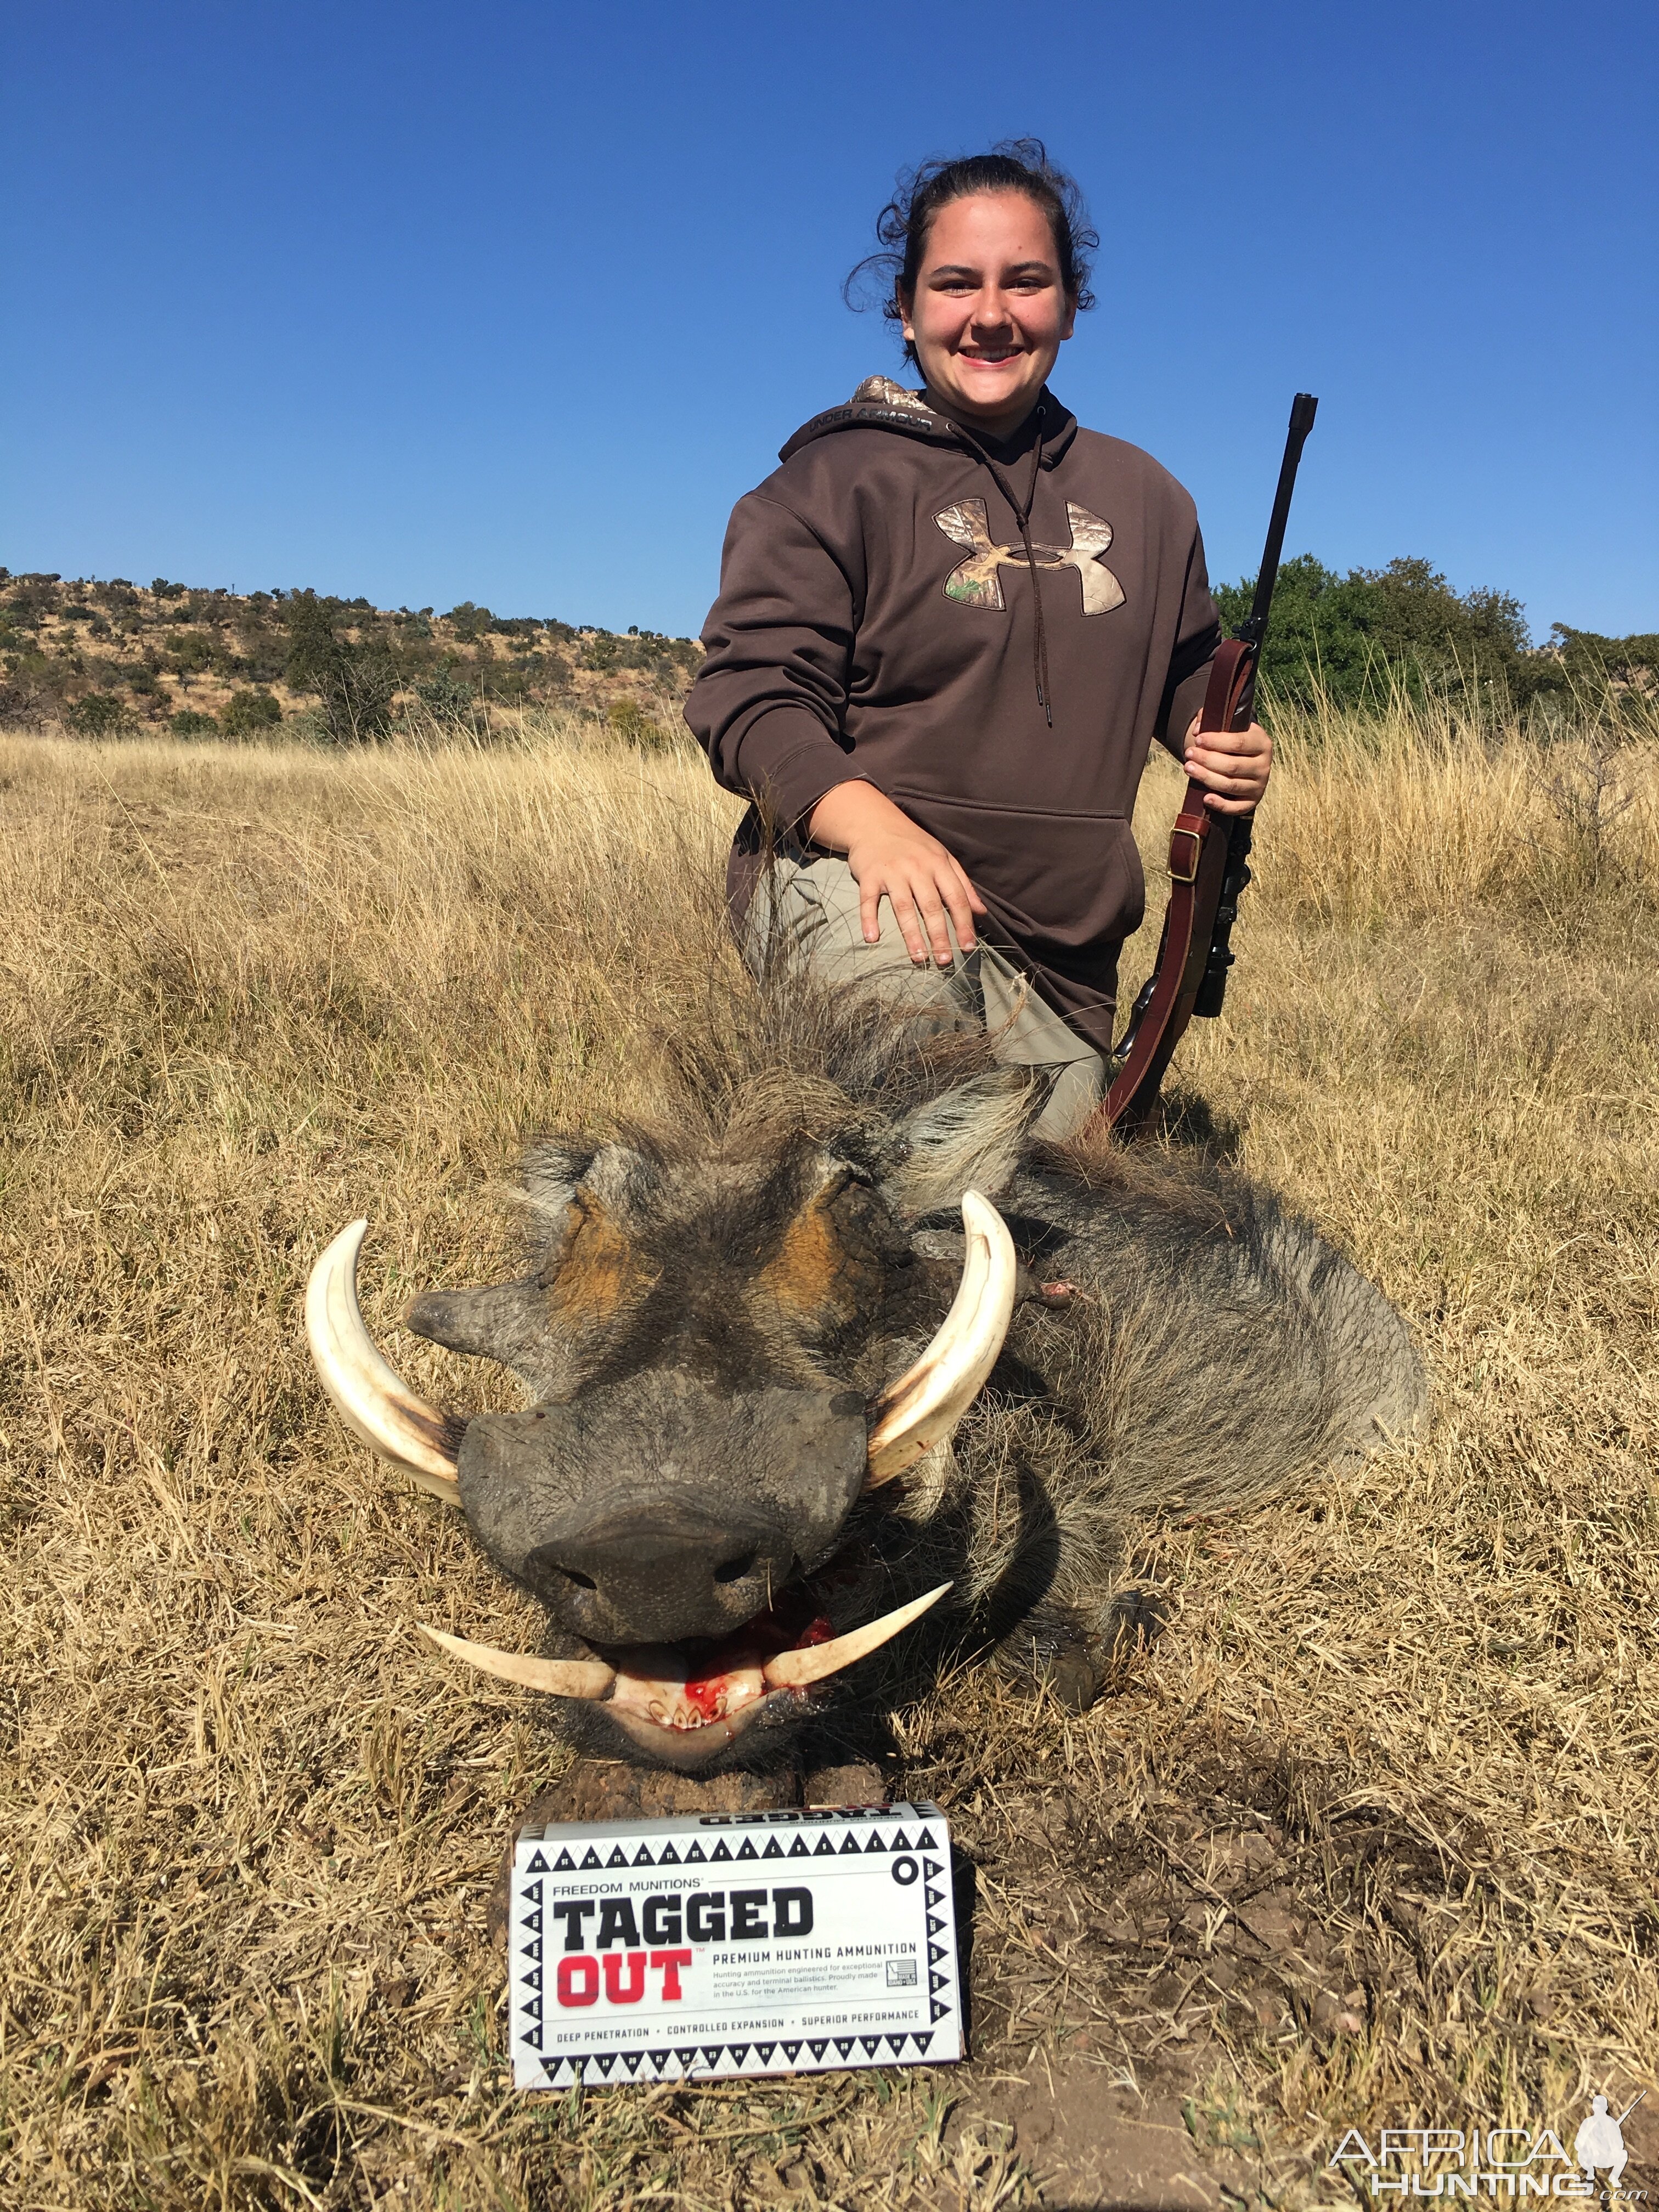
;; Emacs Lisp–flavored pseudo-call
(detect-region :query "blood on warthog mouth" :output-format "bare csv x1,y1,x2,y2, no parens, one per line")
642,1602,836,1729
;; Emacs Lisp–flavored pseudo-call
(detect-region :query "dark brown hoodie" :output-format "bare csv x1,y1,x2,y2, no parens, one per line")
686,375,1222,1053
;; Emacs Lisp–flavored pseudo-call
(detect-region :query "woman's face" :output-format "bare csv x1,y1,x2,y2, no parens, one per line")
900,190,1076,436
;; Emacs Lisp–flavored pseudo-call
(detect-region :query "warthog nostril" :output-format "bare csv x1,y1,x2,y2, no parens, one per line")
557,1566,598,1591
713,1552,756,1585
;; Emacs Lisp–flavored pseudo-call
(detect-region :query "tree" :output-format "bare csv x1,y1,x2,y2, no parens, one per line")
283,590,396,741
1214,553,1534,709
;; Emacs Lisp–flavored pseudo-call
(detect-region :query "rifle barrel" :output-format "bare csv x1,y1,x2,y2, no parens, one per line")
1244,391,1319,648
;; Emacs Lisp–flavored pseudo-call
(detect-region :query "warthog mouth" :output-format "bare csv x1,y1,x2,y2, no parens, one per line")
414,1578,951,1764
301,1192,1013,1760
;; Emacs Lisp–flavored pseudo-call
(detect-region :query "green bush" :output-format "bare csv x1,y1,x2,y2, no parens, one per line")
283,589,396,741
68,693,129,736
219,687,283,738
170,709,221,739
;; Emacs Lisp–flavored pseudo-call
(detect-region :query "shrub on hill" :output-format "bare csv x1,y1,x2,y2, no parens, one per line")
67,693,129,736
282,590,396,742
220,687,283,737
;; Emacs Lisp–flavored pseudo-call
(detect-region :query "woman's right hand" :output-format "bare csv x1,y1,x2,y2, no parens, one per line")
806,781,987,968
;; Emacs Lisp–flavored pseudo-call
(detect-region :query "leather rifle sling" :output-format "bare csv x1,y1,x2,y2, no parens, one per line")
1094,638,1257,1135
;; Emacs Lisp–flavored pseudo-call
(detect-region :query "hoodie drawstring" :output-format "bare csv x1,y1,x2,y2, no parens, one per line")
948,407,1052,727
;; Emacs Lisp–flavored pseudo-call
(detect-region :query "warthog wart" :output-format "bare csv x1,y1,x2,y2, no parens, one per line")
306,933,1426,1771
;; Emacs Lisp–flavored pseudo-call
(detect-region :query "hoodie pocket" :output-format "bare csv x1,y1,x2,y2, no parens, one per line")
890,791,1146,956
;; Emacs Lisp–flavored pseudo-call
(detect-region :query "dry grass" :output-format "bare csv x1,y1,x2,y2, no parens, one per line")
1,701,1655,2209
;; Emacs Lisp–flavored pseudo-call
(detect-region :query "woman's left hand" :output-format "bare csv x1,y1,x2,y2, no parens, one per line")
1183,715,1272,815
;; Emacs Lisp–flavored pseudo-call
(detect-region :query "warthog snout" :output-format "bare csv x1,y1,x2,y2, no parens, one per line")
452,1370,871,1647
524,1500,797,1645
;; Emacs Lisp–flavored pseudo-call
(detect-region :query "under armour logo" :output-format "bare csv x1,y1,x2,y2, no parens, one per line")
933,499,1125,616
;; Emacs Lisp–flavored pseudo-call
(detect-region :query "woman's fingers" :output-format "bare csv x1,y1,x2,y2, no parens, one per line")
1184,716,1272,810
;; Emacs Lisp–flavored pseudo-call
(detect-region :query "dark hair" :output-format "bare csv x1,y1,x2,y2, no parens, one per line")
845,139,1097,366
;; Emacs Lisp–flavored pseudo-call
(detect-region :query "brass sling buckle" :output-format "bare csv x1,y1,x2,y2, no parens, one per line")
1167,817,1206,884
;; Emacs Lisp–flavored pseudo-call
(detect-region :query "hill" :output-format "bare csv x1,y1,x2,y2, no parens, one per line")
0,571,702,741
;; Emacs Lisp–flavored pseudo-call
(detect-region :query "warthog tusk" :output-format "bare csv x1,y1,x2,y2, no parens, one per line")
305,1220,463,1504
865,1189,1017,1488
417,1624,616,1700
761,1582,952,1690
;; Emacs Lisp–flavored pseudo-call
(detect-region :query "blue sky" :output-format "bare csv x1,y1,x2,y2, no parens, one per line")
5,2,1655,641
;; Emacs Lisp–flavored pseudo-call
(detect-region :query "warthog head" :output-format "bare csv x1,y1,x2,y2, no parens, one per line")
305,1059,1035,1769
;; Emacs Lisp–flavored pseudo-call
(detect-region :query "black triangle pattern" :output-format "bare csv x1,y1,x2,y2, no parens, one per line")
622,2052,644,2074
926,1915,946,1936
710,1839,732,1862
521,1937,543,1963
924,1886,945,1908
915,1826,938,1847
633,1844,655,1866
930,1998,951,2021
928,1942,947,1963
814,1835,836,1855
736,1837,758,1860
522,1908,543,1934
789,1835,810,1857
914,2032,933,2055
686,1841,706,1861
555,1848,576,1871
580,1847,602,1869
526,1851,550,1874
923,1857,944,1878
658,1842,680,1864
763,1837,784,1858
930,1971,949,1993
864,1830,887,1852
783,2041,802,2061
834,2037,855,2059
889,1829,911,1849
594,2054,617,2077
860,2035,881,2056
755,2042,776,2062
728,2043,750,2066
522,2024,542,2049
607,1847,628,1867
839,1832,861,1854
809,2039,829,2059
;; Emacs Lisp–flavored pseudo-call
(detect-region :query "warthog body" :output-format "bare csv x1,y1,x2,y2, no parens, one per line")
317,949,1426,1770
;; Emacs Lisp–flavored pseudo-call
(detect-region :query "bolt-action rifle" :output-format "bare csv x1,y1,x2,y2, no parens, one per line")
1090,391,1318,1137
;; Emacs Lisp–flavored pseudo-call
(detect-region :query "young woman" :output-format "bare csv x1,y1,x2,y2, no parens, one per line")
686,142,1271,1135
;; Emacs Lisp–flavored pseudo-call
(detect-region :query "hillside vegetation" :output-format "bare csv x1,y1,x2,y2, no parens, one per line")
1,689,1655,2207
0,570,699,744
4,557,1654,754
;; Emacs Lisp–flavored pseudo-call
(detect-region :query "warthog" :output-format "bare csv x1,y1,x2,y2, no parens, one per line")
306,947,1425,1771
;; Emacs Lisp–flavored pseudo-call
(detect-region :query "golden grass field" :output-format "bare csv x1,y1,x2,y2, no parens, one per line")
1,699,1656,2210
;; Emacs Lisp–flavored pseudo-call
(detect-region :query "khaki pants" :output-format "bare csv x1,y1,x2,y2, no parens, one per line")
747,853,1105,1142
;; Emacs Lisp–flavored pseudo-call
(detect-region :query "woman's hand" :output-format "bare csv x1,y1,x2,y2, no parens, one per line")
1183,714,1273,815
807,781,986,967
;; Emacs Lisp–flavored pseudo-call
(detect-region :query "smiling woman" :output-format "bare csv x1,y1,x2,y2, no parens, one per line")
686,141,1274,1139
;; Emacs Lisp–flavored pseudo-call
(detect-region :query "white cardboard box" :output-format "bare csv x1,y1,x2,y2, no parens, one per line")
507,1799,962,2089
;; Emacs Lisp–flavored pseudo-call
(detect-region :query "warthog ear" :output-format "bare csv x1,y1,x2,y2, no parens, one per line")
877,1068,1046,1220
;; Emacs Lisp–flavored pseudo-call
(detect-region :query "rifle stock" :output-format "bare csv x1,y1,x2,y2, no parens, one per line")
1089,392,1317,1137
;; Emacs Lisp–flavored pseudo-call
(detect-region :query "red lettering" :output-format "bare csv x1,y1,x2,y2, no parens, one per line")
650,1947,693,2001
556,1956,599,2007
602,1951,646,2004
